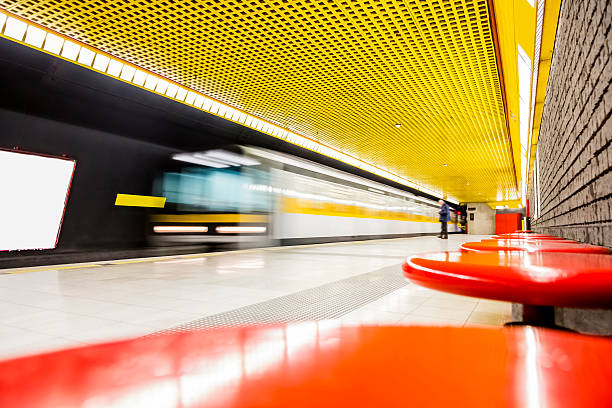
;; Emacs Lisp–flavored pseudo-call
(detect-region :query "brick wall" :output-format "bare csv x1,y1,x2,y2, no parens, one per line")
531,0,612,247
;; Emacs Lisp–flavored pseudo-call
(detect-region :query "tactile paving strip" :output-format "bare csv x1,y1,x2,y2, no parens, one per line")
153,265,407,334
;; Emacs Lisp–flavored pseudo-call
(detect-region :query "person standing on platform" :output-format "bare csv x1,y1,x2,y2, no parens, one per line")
438,199,450,239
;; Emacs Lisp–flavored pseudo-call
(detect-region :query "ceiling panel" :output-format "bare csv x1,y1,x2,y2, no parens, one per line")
0,0,519,202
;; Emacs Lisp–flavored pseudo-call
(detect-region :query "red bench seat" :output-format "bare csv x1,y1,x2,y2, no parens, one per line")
0,324,611,407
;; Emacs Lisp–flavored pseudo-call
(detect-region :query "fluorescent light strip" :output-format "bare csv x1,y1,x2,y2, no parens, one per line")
24,24,45,47
106,59,123,77
155,79,169,94
4,17,27,40
175,87,188,101
92,53,110,71
61,40,79,61
0,12,444,202
202,98,213,111
77,47,95,65
43,33,63,54
166,83,178,98
120,65,136,81
216,226,267,234
132,70,147,86
143,74,158,90
154,226,208,233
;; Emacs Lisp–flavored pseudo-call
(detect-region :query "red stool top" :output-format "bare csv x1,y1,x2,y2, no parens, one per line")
1,324,611,408
461,241,610,254
403,251,612,308
494,234,565,240
482,239,579,245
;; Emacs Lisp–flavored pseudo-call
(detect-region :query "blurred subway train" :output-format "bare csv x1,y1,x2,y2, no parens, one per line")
148,145,457,246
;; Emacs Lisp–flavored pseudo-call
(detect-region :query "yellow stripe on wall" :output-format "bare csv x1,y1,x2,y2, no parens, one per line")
115,194,166,208
151,214,268,223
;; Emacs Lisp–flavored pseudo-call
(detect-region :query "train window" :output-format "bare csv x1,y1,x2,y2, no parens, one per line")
161,166,271,213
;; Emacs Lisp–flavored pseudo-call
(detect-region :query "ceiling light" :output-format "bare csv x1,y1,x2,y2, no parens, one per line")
119,65,136,81
165,84,178,98
92,53,110,71
443,163,448,167
201,98,213,111
106,59,123,77
395,124,401,128
209,101,220,113
43,33,64,54
155,79,169,94
143,74,158,90
4,17,27,41
175,88,188,101
193,95,205,109
132,70,147,86
60,40,80,61
76,47,95,66
24,25,46,47
184,91,196,105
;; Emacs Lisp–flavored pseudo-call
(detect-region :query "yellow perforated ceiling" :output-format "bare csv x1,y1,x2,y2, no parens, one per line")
1,0,518,202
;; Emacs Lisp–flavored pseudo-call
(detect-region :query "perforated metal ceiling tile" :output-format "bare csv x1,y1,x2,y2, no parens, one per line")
1,0,518,202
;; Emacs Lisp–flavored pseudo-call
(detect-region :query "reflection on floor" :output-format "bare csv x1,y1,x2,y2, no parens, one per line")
0,235,511,360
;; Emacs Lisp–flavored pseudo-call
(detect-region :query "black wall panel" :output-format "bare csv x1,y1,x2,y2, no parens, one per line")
0,108,177,250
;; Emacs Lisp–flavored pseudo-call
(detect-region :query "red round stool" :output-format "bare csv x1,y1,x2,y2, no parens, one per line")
403,251,612,326
494,234,566,240
482,238,579,245
461,241,610,254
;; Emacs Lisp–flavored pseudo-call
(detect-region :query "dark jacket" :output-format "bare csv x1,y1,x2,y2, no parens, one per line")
439,202,451,222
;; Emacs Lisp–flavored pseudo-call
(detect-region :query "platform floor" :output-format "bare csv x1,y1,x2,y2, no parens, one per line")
0,235,511,360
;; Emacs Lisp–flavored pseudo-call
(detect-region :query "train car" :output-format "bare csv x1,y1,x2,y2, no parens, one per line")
148,146,455,246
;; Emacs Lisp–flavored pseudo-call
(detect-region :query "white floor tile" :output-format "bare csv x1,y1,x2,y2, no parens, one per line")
0,235,505,358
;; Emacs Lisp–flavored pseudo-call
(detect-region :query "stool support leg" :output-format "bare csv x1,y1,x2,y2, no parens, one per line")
522,305,555,326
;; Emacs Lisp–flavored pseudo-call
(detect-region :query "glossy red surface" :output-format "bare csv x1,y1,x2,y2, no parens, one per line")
495,213,522,234
492,236,568,241
494,234,566,240
499,233,552,237
482,239,579,245
403,251,612,308
461,241,610,254
1,324,611,408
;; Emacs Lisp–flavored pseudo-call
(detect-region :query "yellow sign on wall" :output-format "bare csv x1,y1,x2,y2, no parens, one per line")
115,194,166,208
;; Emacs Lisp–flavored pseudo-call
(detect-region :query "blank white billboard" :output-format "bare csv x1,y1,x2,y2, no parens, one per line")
0,150,76,251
